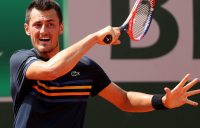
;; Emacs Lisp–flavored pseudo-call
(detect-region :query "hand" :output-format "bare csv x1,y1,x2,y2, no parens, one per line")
96,26,121,45
162,74,200,109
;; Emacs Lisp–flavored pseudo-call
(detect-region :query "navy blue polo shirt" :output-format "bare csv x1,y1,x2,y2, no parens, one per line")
10,48,111,128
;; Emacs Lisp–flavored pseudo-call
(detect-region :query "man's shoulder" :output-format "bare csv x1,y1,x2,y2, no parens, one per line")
10,49,38,65
78,56,104,71
80,56,98,66
12,49,34,55
11,49,36,58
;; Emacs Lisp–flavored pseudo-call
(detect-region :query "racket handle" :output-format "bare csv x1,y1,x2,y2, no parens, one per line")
120,23,128,32
103,34,113,44
103,24,127,44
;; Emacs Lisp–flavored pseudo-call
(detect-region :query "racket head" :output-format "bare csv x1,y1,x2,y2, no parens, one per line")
126,0,156,41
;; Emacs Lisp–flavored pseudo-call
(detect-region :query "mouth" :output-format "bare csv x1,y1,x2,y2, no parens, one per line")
39,37,51,45
39,38,51,42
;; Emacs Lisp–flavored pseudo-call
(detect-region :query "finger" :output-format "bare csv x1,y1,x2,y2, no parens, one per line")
164,87,171,96
183,78,199,91
111,40,121,45
113,27,121,37
187,89,200,97
97,26,116,45
111,28,121,44
176,74,190,88
186,99,199,106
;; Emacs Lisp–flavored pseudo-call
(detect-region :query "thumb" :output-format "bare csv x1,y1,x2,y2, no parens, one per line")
164,87,171,96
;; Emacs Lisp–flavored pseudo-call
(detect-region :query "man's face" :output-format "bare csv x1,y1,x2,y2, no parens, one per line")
24,8,63,54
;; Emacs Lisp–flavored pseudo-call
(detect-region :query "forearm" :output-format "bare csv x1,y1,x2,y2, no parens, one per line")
124,91,155,112
99,82,168,113
46,33,97,78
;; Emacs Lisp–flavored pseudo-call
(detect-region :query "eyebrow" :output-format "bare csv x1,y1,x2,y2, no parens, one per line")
45,19,55,22
32,19,56,24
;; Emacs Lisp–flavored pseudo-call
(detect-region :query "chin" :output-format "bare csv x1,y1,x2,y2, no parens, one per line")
36,47,52,53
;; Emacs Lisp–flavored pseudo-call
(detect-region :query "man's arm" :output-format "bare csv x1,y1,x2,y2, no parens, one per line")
26,26,120,80
99,74,200,112
99,82,155,112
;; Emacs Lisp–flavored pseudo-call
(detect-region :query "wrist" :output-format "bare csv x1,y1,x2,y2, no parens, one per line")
152,94,169,110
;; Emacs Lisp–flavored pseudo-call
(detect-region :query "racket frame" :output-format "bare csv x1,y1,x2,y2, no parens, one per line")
103,0,156,44
122,0,156,41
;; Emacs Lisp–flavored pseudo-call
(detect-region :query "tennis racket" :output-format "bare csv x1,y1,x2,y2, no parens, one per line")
103,0,156,44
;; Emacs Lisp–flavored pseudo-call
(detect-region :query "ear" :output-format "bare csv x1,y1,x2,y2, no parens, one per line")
59,23,64,35
24,23,30,36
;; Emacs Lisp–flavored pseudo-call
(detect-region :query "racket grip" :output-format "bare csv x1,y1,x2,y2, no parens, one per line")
103,34,113,44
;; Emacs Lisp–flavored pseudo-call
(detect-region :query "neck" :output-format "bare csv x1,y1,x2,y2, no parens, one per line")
34,46,60,60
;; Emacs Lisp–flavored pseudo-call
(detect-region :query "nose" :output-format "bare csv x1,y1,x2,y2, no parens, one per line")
40,24,48,34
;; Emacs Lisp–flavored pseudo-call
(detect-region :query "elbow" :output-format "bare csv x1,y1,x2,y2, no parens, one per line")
45,72,59,81
41,66,61,81
26,61,65,81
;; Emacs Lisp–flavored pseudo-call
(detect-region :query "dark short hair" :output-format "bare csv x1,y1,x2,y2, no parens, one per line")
25,0,63,24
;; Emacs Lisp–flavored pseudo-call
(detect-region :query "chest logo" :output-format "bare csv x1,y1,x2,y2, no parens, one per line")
71,71,80,77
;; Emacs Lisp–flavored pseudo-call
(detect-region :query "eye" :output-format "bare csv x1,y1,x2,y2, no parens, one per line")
33,23,42,28
47,23,54,28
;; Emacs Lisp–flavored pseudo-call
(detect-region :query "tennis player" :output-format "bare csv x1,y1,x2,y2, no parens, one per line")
10,0,200,128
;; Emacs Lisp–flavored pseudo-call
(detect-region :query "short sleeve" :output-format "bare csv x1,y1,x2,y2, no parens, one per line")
89,59,111,96
10,49,39,106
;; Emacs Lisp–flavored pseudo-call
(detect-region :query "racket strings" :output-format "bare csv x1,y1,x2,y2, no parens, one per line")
131,0,153,39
